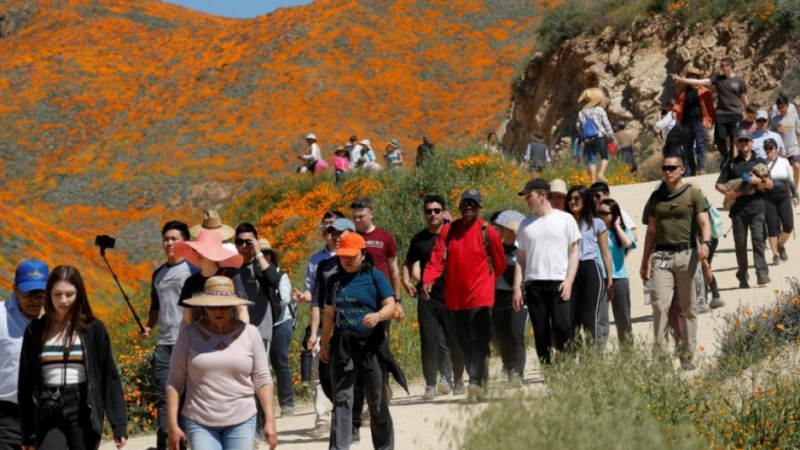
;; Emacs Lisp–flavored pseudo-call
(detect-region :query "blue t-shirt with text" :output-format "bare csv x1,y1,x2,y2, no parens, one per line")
325,268,395,334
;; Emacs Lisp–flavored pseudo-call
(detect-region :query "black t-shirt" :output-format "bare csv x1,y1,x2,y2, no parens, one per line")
405,228,445,298
717,152,767,215
709,74,747,116
683,88,703,124
312,257,341,308
495,244,517,293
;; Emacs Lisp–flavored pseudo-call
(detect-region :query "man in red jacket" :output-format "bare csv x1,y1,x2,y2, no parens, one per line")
422,189,506,400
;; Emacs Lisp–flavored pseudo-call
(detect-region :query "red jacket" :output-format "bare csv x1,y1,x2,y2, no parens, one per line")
673,86,716,128
423,218,506,310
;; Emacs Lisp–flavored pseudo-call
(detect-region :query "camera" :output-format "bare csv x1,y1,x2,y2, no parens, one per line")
95,235,116,250
37,390,65,420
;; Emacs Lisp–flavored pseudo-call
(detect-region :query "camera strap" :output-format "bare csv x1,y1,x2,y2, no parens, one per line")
60,334,71,388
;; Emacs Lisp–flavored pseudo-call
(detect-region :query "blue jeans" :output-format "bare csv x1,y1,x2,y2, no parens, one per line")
269,321,295,410
682,121,708,175
584,137,608,165
186,415,256,450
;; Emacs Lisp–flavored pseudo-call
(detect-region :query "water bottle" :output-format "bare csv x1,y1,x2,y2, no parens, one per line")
643,279,653,306
300,350,313,383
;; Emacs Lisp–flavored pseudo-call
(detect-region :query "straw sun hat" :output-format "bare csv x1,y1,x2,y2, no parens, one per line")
190,209,235,241
183,276,253,307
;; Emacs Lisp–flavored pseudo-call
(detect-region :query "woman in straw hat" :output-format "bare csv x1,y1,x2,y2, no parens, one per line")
576,70,615,184
673,65,715,175
319,233,396,449
166,276,277,450
174,230,249,328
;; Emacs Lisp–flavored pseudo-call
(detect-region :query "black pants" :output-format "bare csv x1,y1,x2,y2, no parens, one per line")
765,194,794,237
320,359,363,430
619,146,638,172
37,384,100,450
491,292,528,377
571,260,609,351
705,238,720,299
524,280,572,365
330,333,393,450
417,295,465,387
682,120,708,175
452,307,492,388
732,210,768,280
714,114,742,162
0,401,22,450
610,278,632,344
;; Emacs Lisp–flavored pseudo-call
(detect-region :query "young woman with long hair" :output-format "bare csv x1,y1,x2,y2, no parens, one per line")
598,198,636,344
18,265,127,450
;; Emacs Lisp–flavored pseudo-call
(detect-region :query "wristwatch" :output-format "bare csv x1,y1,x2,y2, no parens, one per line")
702,240,712,246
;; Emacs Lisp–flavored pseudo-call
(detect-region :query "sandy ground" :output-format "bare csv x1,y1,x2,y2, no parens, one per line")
105,173,799,450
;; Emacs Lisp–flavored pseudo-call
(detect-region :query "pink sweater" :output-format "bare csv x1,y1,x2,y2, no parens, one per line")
167,322,272,427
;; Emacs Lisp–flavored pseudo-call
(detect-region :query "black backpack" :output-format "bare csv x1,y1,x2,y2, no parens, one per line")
665,123,684,156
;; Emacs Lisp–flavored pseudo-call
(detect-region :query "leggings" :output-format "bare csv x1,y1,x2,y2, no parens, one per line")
491,291,528,377
610,278,632,344
713,115,741,162
765,193,794,237
571,259,609,351
706,238,720,300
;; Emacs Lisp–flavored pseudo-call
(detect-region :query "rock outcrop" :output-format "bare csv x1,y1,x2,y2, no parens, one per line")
500,17,800,158
0,2,37,38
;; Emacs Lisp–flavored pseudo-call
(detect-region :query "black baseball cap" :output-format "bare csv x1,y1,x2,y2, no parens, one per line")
460,189,483,206
763,138,778,149
518,178,550,196
736,129,752,141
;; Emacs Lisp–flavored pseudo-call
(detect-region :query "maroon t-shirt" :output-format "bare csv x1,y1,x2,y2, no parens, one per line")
359,227,397,281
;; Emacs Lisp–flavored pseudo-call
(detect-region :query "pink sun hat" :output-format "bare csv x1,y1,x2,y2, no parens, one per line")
173,230,243,268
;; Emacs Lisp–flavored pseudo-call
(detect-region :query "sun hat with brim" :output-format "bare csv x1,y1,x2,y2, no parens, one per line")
579,87,604,109
388,139,400,148
495,210,526,233
359,139,371,147
258,238,283,264
334,146,348,155
174,230,243,268
338,233,366,257
684,65,703,77
190,209,235,241
306,133,317,140
183,276,253,307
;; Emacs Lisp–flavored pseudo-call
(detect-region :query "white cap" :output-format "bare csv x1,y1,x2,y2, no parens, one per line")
306,133,317,140
756,110,769,121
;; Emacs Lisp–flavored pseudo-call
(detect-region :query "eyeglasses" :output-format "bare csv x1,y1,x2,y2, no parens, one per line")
21,290,46,300
661,165,682,172
568,196,581,203
424,208,443,215
598,211,612,216
234,238,251,246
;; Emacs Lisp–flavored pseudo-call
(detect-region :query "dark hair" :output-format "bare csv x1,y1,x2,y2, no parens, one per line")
776,95,790,106
745,104,758,115
665,98,676,109
42,266,95,347
323,210,345,221
235,222,258,239
489,210,504,223
162,220,190,241
350,198,373,210
566,185,595,229
600,199,629,254
423,194,446,210
589,182,610,195
663,154,684,165
486,132,496,142
721,57,734,68
349,135,358,143
337,249,376,274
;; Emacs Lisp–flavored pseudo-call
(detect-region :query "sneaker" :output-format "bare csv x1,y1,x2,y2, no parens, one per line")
437,377,452,395
467,384,484,401
773,255,780,266
679,357,696,371
709,297,725,309
352,428,361,443
453,380,466,396
739,279,750,289
509,373,523,389
422,385,438,400
310,424,330,438
757,276,771,285
780,245,788,261
281,406,294,417
697,299,711,314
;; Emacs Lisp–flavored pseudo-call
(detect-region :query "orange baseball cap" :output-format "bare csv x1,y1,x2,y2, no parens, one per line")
338,233,366,257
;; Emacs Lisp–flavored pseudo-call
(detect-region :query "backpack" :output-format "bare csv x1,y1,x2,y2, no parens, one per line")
707,199,723,239
665,123,684,155
580,110,599,141
443,219,493,275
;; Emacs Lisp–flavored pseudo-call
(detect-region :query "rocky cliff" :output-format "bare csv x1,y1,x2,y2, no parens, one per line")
500,17,800,158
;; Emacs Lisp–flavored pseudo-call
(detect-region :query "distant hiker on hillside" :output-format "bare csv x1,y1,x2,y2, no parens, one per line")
0,260,49,450
416,135,435,167
655,98,680,157
672,65,715,176
357,139,381,171
577,83,615,184
423,189,506,401
334,146,349,183
484,132,501,154
523,132,551,172
671,57,748,163
384,139,403,168
140,221,198,450
299,133,323,174
771,95,800,190
614,121,638,173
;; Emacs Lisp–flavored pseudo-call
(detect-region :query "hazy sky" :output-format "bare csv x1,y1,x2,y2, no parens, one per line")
165,0,313,18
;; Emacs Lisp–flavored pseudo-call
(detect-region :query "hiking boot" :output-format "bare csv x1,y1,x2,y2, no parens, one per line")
709,297,725,309
509,373,523,389
281,406,294,417
773,255,780,266
437,377,452,395
453,380,466,396
467,384,484,401
679,357,696,371
780,245,788,261
757,276,771,285
739,279,750,289
422,385,438,400
352,427,361,443
697,299,711,314
310,424,330,438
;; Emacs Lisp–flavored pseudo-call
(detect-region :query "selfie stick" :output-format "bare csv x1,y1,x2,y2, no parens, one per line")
100,247,145,333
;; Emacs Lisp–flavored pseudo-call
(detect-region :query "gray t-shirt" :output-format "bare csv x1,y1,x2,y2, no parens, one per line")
579,218,607,262
709,74,747,116
771,112,800,157
150,260,199,346
239,261,274,342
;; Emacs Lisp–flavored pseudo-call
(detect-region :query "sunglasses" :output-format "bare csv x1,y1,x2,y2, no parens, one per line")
234,238,251,246
21,290,46,300
661,165,682,172
350,201,372,210
207,305,232,311
592,193,604,199
460,200,480,209
424,208,443,215
598,211,612,216
568,196,581,203
737,138,751,143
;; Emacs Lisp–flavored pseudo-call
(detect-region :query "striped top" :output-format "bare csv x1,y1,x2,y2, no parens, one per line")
41,334,86,386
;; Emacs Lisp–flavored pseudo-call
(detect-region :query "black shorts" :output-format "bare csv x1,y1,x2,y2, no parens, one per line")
788,155,800,165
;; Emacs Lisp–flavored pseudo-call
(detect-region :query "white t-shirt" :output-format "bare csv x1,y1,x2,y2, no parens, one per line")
516,210,581,281
768,156,793,183
303,143,321,161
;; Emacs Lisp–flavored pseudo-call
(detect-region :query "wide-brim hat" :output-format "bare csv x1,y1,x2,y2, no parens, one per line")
190,209,235,241
684,65,703,77
334,146,348,155
579,87,604,108
183,276,253,307
388,139,400,148
495,210,526,233
306,133,317,140
359,139,371,147
549,179,568,196
174,230,243,268
258,238,283,264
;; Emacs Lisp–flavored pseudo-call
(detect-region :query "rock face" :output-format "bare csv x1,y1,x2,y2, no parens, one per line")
501,18,800,158
0,2,37,38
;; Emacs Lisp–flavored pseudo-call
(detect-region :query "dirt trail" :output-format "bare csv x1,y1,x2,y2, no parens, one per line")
105,174,797,450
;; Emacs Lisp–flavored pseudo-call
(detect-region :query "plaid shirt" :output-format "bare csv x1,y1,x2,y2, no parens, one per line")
576,106,614,140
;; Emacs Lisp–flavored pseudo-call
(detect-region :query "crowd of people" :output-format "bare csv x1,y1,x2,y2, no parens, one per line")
0,56,797,450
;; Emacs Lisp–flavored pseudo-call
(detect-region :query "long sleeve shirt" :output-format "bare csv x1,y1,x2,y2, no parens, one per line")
576,106,614,140
302,143,321,161
0,295,32,403
422,218,506,310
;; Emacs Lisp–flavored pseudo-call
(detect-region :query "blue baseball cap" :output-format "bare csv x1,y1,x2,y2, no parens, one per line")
327,218,355,233
15,260,49,293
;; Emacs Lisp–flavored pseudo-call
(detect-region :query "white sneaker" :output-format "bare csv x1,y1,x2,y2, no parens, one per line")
310,424,330,438
709,297,725,309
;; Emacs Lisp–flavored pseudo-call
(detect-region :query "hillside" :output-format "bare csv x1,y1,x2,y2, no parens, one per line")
0,0,539,306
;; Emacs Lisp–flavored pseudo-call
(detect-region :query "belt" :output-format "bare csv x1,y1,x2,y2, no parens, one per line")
0,400,18,413
43,383,86,394
655,243,695,252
